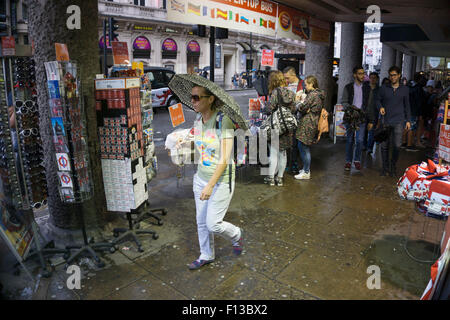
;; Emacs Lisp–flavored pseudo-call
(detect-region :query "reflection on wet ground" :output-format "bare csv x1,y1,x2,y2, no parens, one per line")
0,138,444,300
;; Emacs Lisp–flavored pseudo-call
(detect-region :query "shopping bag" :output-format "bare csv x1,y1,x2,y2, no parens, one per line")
316,108,329,142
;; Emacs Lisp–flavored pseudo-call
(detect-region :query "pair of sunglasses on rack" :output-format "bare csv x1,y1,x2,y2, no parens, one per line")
31,199,48,209
19,128,38,137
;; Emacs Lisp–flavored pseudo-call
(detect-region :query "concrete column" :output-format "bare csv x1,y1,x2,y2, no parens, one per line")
337,22,364,103
416,56,423,72
421,56,427,71
379,43,395,83
395,50,403,70
402,54,414,81
305,42,333,111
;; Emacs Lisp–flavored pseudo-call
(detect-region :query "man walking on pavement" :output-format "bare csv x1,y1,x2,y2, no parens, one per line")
376,66,411,177
341,66,373,171
283,66,305,174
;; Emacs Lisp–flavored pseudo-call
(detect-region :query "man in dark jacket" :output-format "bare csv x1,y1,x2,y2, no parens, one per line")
341,66,373,171
376,66,411,177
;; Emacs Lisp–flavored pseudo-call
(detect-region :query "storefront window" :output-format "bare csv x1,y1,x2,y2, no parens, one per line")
133,36,151,59
162,38,177,60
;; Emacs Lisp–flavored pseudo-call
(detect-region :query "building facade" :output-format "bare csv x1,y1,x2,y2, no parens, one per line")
98,0,306,86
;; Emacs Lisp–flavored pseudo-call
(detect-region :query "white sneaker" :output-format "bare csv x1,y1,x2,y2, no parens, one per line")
295,172,310,180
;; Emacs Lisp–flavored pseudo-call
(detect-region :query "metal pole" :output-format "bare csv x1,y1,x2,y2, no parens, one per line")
248,32,253,88
210,26,215,82
103,19,108,76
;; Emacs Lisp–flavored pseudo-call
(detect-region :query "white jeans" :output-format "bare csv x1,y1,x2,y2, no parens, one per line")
268,144,287,178
193,174,241,261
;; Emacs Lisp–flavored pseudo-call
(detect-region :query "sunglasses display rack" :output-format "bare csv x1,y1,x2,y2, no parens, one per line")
0,60,24,210
94,77,149,213
13,57,48,209
44,61,93,203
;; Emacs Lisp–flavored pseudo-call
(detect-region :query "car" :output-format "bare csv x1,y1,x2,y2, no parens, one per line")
144,67,179,108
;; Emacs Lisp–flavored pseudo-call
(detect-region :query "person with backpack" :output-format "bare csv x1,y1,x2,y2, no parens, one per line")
168,74,249,270
263,70,296,186
294,75,325,180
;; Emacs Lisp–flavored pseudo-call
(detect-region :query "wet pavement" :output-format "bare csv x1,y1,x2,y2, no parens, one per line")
0,137,445,300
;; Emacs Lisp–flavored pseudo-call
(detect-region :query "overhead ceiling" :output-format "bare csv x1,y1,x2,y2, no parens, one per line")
275,0,450,57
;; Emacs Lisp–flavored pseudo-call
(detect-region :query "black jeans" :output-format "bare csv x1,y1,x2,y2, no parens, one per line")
380,123,403,170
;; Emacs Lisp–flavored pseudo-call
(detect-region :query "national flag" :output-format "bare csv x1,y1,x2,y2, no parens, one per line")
203,6,208,16
260,18,267,28
217,9,228,20
170,0,185,13
211,9,215,18
235,13,239,22
188,2,201,16
229,11,233,20
240,16,249,24
268,20,275,29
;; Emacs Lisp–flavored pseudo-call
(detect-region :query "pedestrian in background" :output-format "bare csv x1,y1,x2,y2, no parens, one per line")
365,72,380,155
341,66,373,172
283,66,304,175
264,70,296,186
294,75,325,180
376,66,411,177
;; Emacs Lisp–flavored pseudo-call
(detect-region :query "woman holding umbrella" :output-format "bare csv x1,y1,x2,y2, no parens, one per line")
169,74,247,270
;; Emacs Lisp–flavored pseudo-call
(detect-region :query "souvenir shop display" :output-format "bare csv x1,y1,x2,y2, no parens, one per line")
95,77,149,213
14,57,48,209
397,160,450,219
140,72,158,183
44,61,93,203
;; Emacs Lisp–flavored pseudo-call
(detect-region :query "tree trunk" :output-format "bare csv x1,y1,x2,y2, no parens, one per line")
27,0,110,230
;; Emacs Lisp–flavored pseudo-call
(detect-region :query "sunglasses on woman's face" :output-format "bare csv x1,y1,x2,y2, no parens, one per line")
190,94,211,102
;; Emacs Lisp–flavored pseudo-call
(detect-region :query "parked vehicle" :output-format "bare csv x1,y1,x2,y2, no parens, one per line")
144,67,179,108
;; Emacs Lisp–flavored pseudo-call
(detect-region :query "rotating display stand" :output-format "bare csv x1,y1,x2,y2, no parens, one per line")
44,61,114,268
95,76,165,252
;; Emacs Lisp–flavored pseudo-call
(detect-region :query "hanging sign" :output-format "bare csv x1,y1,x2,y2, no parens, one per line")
168,103,186,127
438,124,450,162
167,0,277,37
277,4,310,41
112,41,130,65
55,43,70,61
261,49,274,67
1,36,16,56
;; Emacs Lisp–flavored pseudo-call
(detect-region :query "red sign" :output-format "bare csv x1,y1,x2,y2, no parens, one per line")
168,103,185,127
438,124,450,162
261,49,274,67
1,37,16,56
111,41,130,65
211,0,277,18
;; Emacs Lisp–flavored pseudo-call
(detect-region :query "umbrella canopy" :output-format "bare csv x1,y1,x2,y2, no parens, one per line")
168,74,248,131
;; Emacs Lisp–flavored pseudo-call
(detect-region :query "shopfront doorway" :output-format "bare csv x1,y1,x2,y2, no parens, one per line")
187,40,200,74
224,54,234,87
